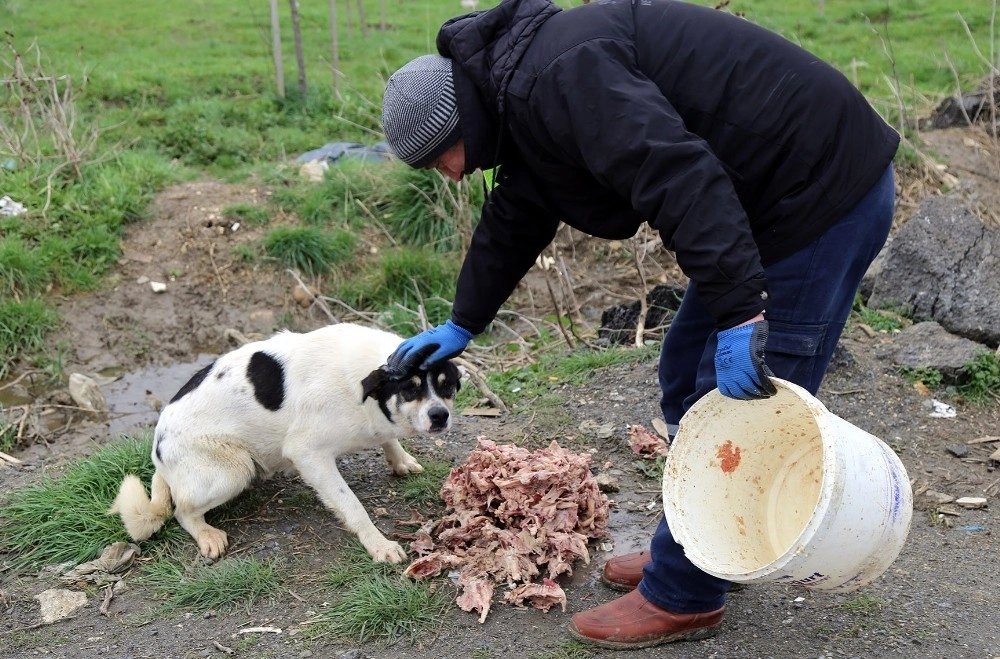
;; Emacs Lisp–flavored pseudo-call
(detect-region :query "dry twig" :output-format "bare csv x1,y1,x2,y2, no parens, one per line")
454,356,508,413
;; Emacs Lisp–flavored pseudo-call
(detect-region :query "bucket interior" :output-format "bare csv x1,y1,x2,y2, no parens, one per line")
666,387,826,576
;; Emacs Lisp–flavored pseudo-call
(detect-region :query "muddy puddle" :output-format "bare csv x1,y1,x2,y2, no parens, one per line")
0,355,216,469
97,354,216,437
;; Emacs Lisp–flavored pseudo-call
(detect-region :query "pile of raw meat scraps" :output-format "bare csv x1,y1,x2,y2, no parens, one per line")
401,437,610,623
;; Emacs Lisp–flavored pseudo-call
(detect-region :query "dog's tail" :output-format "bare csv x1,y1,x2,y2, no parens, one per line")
108,472,173,541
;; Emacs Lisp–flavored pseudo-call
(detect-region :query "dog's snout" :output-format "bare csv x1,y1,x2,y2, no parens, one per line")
428,406,450,430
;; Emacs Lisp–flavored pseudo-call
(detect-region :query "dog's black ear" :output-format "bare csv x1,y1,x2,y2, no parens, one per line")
361,368,386,402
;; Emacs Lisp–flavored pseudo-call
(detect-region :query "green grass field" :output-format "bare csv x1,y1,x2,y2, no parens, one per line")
7,0,994,111
1,0,998,372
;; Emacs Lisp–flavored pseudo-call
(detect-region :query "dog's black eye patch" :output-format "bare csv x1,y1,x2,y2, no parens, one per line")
396,375,424,402
247,351,286,411
170,360,216,404
432,372,457,398
429,362,461,399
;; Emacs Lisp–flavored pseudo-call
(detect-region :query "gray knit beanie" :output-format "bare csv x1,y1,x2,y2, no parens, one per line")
382,55,462,168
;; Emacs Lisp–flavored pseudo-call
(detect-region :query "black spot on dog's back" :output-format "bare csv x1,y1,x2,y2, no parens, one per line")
170,361,216,404
247,351,285,411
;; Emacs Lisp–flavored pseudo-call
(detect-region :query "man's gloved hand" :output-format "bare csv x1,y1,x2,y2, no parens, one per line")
385,320,473,378
714,319,778,400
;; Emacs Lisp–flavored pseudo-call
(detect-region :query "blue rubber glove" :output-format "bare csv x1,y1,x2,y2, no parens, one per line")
385,320,473,378
715,320,778,400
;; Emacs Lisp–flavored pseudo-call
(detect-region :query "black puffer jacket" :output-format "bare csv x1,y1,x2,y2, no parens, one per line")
439,0,899,333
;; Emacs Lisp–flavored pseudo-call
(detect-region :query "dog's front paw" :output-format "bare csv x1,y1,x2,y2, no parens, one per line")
197,528,229,559
367,539,408,564
387,451,423,476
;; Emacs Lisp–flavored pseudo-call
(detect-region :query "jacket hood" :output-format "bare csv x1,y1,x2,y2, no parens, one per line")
436,0,561,172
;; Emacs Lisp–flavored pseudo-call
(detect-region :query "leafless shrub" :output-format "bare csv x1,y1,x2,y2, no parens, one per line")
0,34,99,179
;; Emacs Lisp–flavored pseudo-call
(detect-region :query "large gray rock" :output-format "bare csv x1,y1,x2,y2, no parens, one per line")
877,321,989,381
869,196,1000,346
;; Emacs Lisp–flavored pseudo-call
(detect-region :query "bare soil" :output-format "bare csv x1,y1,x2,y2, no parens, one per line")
2,128,999,659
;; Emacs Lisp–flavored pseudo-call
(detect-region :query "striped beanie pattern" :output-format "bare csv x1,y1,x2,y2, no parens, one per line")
382,55,462,168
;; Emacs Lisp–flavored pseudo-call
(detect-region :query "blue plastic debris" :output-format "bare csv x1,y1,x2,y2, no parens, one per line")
957,525,986,532
295,141,394,165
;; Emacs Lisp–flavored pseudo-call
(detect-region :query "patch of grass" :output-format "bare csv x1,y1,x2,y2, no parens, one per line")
231,243,259,264
0,435,188,574
138,556,280,614
379,249,457,314
334,247,459,334
900,365,944,389
397,459,453,506
957,350,1000,404
278,489,318,508
271,159,396,227
262,225,356,276
553,344,659,381
222,203,270,227
533,640,595,659
0,628,73,657
150,98,263,170
0,237,48,295
487,344,658,405
272,179,346,227
852,295,908,332
633,456,666,480
385,167,483,253
313,541,449,644
837,594,888,615
0,297,60,378
0,406,17,453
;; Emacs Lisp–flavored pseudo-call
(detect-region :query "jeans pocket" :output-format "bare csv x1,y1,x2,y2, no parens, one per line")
766,320,826,357
764,321,831,393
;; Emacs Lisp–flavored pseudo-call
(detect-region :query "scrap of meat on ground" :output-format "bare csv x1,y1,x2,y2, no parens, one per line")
628,423,670,458
401,437,610,622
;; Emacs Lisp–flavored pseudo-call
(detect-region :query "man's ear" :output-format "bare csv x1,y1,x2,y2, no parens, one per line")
361,368,387,402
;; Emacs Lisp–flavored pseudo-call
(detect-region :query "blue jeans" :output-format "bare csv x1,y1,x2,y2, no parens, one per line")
638,165,896,613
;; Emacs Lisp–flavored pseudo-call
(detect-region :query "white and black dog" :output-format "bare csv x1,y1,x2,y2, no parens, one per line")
109,323,460,563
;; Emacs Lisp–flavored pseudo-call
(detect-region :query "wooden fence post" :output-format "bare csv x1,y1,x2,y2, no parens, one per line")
269,0,285,98
288,0,308,96
330,0,341,97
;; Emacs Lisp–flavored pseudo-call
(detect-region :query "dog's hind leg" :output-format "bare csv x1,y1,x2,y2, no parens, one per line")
286,445,407,563
173,504,231,560
382,439,423,475
168,443,256,559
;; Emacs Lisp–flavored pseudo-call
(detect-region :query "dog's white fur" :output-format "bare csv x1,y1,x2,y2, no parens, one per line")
109,323,458,563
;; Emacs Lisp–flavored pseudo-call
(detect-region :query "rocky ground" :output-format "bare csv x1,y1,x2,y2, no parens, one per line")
1,126,999,659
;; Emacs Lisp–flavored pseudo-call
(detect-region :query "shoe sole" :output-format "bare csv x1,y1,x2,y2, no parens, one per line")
600,575,748,593
568,623,721,649
599,574,638,592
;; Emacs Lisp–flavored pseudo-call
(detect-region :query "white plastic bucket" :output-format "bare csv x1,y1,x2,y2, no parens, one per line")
662,378,912,592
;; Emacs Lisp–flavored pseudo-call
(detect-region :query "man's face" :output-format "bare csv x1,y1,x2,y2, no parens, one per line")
428,138,466,182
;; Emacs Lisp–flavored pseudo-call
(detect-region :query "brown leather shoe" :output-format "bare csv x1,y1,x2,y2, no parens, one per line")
569,589,724,649
601,551,650,591
601,550,747,593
